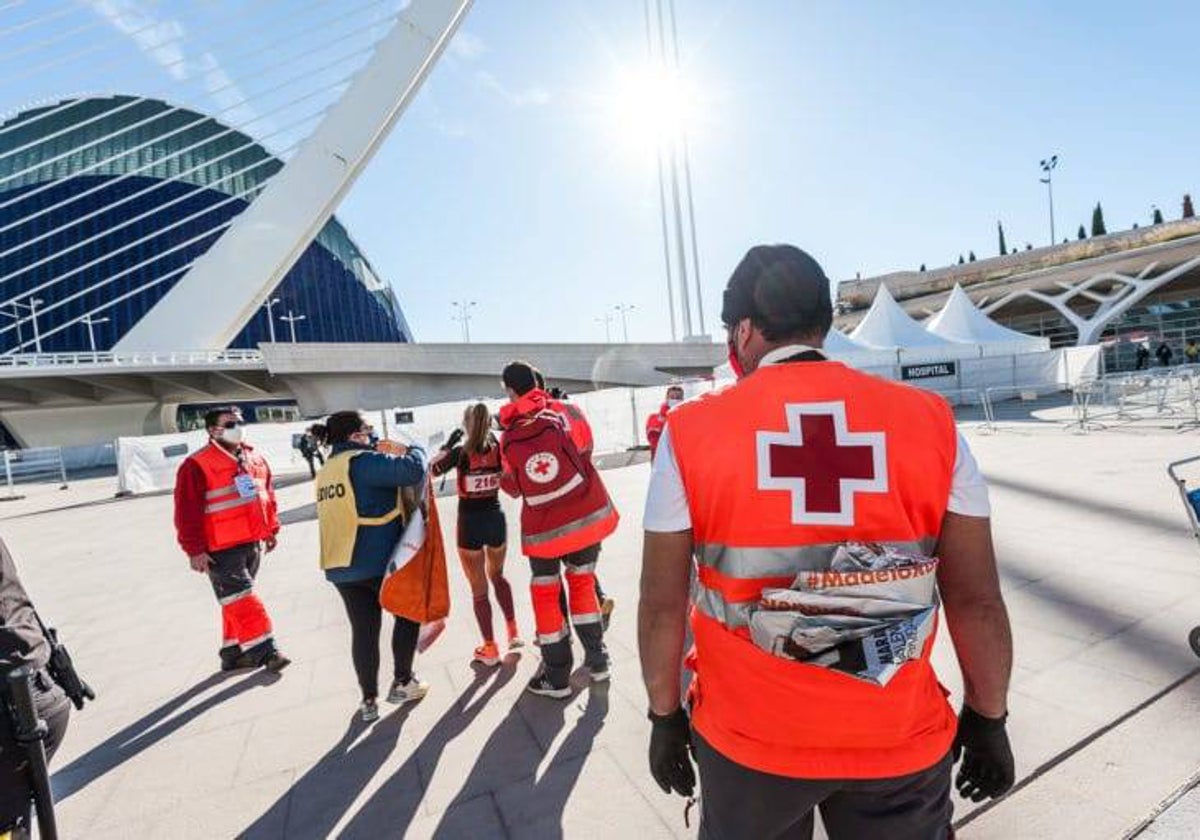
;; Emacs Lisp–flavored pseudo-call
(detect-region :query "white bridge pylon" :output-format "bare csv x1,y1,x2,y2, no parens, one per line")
114,0,473,352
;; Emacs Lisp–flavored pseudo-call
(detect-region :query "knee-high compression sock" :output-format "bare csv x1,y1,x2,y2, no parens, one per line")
473,595,494,643
491,575,516,624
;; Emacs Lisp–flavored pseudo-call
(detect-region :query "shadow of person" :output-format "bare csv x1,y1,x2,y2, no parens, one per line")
240,700,418,839
429,679,610,839
334,656,520,839
52,668,282,800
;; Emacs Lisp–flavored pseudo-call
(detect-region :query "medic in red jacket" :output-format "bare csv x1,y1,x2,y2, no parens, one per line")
646,384,685,460
498,362,618,699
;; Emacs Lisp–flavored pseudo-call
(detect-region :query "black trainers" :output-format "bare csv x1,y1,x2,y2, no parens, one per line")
525,671,571,699
220,652,260,672
262,652,292,673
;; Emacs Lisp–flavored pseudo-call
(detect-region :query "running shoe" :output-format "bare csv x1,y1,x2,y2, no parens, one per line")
262,652,292,673
386,675,430,705
506,621,526,650
473,642,501,667
359,699,379,722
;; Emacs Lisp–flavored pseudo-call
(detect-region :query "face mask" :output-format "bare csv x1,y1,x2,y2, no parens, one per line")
666,398,682,408
220,425,244,445
727,341,746,379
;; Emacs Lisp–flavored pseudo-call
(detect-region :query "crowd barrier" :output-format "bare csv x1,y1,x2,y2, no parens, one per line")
0,447,69,500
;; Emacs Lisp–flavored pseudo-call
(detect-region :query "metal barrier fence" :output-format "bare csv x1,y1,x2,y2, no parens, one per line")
0,447,68,500
1058,365,1200,433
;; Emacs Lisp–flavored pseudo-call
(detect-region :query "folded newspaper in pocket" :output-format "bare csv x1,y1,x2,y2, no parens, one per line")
748,543,939,686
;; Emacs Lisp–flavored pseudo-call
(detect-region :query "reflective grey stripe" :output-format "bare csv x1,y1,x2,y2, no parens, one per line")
205,484,237,499
525,473,584,507
525,503,615,547
693,586,754,629
531,575,560,587
565,563,597,576
695,539,936,578
571,612,601,625
205,497,255,514
537,627,570,645
240,632,273,650
219,590,251,607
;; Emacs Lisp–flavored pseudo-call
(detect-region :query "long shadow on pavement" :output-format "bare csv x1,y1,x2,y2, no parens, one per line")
429,681,609,839
240,701,418,839
52,669,282,800
334,657,520,838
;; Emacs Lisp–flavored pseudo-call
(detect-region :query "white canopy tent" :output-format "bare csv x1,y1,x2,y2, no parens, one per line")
850,284,979,360
925,285,1050,356
821,327,897,366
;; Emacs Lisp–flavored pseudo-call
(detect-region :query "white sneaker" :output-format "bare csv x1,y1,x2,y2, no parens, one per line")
589,664,611,683
386,676,429,705
359,699,379,722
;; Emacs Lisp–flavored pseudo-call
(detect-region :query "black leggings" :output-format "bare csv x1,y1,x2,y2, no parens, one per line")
333,577,419,701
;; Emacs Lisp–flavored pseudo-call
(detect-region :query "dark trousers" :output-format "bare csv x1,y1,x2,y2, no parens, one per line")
0,673,70,834
303,451,324,479
694,733,952,840
532,544,607,683
333,577,419,701
208,543,276,665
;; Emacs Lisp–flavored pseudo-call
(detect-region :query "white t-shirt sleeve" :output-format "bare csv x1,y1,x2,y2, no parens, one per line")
948,431,990,517
643,426,693,532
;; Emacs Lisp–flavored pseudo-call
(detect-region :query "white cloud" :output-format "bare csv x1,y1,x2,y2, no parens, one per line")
449,31,486,61
475,70,550,108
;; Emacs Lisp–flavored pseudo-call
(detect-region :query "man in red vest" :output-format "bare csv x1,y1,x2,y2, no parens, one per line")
174,407,290,673
646,385,684,460
499,362,619,698
638,245,1014,837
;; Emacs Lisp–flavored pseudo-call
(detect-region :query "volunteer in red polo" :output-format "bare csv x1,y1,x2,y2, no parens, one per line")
637,245,1014,838
175,407,290,673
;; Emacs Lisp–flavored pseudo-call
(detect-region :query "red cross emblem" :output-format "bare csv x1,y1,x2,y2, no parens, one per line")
756,401,887,525
525,452,560,484
534,461,551,475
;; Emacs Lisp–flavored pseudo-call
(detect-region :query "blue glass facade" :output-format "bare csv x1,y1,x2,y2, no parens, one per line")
0,96,410,352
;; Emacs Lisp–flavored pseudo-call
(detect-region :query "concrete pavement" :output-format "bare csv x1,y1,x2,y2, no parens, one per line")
4,424,1200,837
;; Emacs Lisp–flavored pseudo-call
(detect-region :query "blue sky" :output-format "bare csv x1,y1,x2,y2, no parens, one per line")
3,1,1198,343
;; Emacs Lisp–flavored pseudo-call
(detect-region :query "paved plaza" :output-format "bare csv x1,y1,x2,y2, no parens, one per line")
5,423,1200,838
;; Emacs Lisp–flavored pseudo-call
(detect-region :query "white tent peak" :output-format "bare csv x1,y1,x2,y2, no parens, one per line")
850,283,954,348
926,284,1048,353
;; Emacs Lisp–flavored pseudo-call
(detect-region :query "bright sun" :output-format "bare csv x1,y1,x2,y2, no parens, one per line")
605,61,700,153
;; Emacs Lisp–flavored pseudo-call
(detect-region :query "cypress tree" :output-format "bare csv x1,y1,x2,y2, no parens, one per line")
1153,207,1164,225
957,254,964,265
968,251,976,262
1091,203,1107,236
919,264,926,272
1077,224,1087,240
1185,194,1195,219
997,221,1007,256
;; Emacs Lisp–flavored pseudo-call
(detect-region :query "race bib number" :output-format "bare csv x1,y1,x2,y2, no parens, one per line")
234,474,258,499
465,473,500,494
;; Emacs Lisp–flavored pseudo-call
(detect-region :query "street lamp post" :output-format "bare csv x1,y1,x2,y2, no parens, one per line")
10,298,44,353
279,310,306,343
1039,155,1059,246
451,300,477,342
613,304,635,342
80,314,110,353
596,313,614,343
263,297,281,343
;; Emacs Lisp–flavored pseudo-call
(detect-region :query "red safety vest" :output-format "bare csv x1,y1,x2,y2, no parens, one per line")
668,359,958,779
458,444,503,501
646,405,669,458
191,443,278,552
500,394,618,558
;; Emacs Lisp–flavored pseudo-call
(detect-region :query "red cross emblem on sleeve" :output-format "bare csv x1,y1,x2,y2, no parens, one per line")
756,401,888,526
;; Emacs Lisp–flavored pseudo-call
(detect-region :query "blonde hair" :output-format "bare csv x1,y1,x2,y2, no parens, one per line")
463,403,493,455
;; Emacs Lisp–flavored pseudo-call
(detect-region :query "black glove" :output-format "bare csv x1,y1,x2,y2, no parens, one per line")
444,428,464,450
952,706,1015,802
648,707,696,797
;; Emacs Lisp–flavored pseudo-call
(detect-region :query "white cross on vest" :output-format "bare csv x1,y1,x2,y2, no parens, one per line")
756,401,888,526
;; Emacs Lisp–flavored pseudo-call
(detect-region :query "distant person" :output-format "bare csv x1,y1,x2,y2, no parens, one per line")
316,410,429,722
1185,339,1199,366
1135,341,1151,370
645,385,685,460
299,425,325,479
1,539,71,837
430,404,523,666
1156,341,1174,367
174,407,290,673
499,361,619,698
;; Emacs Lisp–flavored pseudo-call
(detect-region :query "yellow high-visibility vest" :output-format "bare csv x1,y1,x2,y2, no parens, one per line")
315,451,403,570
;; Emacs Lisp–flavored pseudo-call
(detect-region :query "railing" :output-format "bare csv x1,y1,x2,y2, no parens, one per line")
0,349,265,369
0,447,68,500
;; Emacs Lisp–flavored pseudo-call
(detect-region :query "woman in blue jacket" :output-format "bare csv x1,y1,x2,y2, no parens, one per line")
316,410,429,722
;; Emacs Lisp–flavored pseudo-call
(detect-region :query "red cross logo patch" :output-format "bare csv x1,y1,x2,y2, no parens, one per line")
756,401,888,526
525,452,560,484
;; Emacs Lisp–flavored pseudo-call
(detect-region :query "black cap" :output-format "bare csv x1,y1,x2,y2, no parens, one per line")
721,245,833,341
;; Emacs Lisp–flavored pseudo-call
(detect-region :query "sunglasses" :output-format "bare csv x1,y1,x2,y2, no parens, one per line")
219,420,243,429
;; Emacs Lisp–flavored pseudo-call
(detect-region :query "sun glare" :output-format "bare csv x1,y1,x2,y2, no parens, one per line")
606,61,700,152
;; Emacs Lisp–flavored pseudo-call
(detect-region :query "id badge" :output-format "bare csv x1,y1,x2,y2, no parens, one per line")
234,474,258,499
